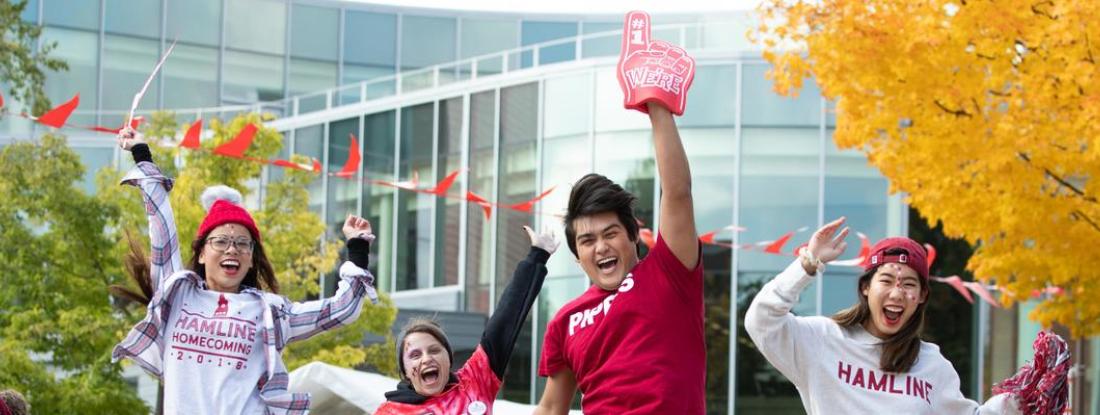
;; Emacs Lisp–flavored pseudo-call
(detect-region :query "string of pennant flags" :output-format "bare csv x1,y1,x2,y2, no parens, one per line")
7,90,1064,308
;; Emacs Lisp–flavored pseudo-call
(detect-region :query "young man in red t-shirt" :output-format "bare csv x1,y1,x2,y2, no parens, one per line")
535,10,704,414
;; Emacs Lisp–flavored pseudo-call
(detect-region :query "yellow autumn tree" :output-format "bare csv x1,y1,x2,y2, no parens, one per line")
753,0,1100,336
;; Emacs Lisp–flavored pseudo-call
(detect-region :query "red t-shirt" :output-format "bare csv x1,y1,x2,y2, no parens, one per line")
375,346,502,415
539,234,705,414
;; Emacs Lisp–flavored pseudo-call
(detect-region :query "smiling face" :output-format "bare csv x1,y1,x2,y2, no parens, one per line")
197,223,254,293
571,211,639,291
861,263,927,339
402,332,452,397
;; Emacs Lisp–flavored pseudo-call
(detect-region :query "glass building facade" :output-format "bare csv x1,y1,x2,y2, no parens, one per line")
5,1,1098,413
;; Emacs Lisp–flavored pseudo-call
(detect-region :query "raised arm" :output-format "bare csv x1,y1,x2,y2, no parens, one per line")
650,103,698,269
117,128,182,294
744,218,848,384
283,215,379,343
481,226,557,379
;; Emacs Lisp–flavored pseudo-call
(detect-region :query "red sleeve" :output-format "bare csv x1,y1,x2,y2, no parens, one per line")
646,233,704,300
457,346,502,400
538,314,567,377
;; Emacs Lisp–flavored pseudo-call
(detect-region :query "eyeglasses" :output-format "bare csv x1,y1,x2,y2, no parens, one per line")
206,236,255,254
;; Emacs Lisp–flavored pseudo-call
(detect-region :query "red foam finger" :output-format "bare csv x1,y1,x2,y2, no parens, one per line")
621,11,651,60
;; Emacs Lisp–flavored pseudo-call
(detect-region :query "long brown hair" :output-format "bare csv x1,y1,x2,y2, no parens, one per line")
831,248,929,373
111,228,279,307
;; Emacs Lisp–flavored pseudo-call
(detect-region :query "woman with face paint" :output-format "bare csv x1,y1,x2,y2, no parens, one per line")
110,128,380,414
745,217,1036,414
373,226,559,415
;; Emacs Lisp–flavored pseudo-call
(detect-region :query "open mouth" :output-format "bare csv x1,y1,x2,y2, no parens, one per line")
596,257,619,274
220,259,241,276
420,367,440,385
883,305,904,326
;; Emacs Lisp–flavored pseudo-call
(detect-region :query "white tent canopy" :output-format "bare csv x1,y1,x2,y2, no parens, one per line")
289,361,582,414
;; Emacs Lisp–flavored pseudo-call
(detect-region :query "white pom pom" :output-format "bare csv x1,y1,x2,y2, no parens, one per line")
200,185,243,212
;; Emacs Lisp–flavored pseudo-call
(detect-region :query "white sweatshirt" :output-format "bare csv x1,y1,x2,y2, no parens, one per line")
745,260,1020,414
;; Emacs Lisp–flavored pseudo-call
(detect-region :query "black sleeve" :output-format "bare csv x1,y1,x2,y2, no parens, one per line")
345,237,371,272
131,143,153,164
481,247,550,379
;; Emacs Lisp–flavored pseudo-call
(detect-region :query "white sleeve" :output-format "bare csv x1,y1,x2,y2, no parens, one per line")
744,259,825,387
934,360,1021,414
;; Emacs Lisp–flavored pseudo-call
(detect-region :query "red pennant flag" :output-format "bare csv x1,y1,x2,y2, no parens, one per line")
213,123,257,158
180,119,203,149
924,243,937,268
934,276,974,304
0,89,5,109
639,228,656,249
427,170,461,196
699,230,718,245
763,231,794,254
509,186,556,213
334,133,361,178
466,191,493,219
312,159,322,174
964,282,1001,308
37,94,80,128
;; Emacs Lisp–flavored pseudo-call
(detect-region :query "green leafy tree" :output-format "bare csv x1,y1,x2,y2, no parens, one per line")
1,0,68,115
0,134,146,414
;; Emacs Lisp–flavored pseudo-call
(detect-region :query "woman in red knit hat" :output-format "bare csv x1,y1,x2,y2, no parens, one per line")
111,128,379,414
745,217,1068,414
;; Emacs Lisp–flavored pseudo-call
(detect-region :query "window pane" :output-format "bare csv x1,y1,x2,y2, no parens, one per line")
497,83,538,403
460,17,518,59
101,35,160,127
581,22,618,58
465,90,495,313
224,50,284,102
226,0,285,54
293,125,324,215
736,127,819,413
43,0,99,30
435,97,463,287
593,67,648,132
344,11,396,67
544,73,591,138
363,111,396,292
163,44,218,109
396,103,434,291
742,64,822,127
42,27,98,126
21,0,38,23
291,4,337,61
328,117,361,236
105,0,159,38
289,58,337,112
521,21,577,67
593,130,655,229
400,15,455,69
679,65,736,127
167,0,220,46
344,64,395,100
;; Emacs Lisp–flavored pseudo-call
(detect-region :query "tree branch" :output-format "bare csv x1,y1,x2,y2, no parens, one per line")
1017,152,1097,203
1071,210,1100,233
934,99,973,118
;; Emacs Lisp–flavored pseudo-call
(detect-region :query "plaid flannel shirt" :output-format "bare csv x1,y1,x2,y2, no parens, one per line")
111,161,379,414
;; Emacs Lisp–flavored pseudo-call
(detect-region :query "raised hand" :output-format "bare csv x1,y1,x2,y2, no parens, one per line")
116,127,145,151
342,214,374,241
807,217,850,264
524,225,560,256
616,10,696,116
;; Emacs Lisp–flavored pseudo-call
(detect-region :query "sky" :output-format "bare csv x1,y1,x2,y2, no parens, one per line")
344,0,764,15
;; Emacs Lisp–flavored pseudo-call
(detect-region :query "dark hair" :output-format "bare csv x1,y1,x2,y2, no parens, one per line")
188,230,279,294
0,389,29,415
563,173,639,257
831,248,928,373
396,317,453,382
